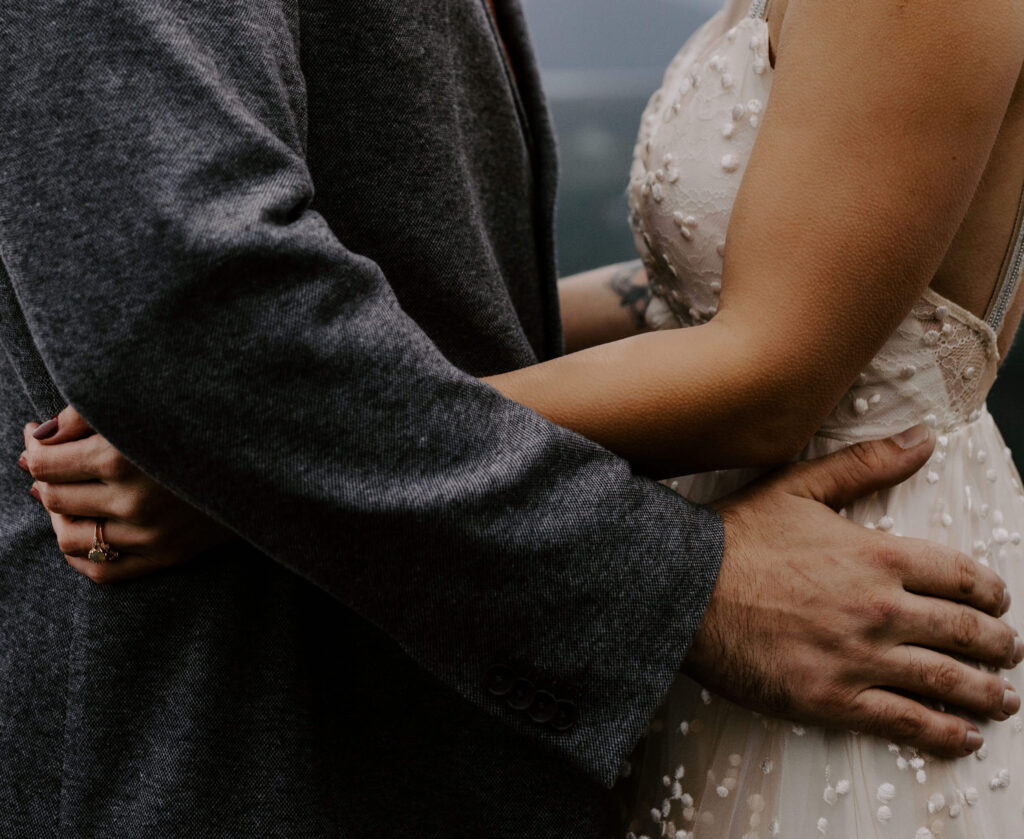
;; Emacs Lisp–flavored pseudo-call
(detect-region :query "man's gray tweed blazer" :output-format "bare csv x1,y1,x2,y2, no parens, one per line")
0,1,723,835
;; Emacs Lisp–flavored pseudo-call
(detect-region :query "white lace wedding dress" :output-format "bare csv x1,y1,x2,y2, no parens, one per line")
622,1,1024,837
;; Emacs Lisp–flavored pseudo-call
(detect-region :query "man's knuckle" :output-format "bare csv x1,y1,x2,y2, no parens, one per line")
827,461,861,498
931,720,963,755
953,554,978,596
848,442,883,476
814,680,856,718
850,701,883,736
870,540,903,573
984,676,1008,714
953,609,981,649
883,705,927,742
917,717,962,758
991,580,1009,613
927,661,963,696
864,594,901,628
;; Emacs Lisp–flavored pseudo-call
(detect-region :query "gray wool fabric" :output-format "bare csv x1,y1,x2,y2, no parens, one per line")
0,1,724,836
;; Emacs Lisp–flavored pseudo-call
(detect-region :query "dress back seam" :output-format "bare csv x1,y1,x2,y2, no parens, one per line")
986,181,1024,335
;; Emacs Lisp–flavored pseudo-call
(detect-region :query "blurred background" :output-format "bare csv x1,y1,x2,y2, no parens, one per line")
519,0,1024,465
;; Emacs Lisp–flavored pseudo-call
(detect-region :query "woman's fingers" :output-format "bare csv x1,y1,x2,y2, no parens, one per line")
47,511,156,558
848,687,983,758
46,508,228,585
49,509,183,582
22,431,137,483
30,404,94,445
65,552,179,584
896,591,1022,670
33,479,137,521
878,644,1019,722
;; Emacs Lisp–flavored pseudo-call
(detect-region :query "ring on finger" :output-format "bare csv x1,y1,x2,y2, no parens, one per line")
87,519,120,564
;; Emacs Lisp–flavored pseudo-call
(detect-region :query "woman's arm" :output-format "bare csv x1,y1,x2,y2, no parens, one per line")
559,260,651,352
488,0,1024,478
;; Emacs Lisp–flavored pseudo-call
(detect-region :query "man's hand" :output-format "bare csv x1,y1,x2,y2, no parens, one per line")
685,425,1022,757
20,405,232,583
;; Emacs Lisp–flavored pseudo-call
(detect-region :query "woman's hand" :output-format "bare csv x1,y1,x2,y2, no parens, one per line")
19,405,232,583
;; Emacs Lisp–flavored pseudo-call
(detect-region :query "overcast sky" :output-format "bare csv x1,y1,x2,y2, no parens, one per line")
519,0,721,70
519,0,721,97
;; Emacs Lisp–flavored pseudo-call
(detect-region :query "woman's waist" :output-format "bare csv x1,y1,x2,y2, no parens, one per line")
816,326,999,443
817,383,992,444
670,403,1015,509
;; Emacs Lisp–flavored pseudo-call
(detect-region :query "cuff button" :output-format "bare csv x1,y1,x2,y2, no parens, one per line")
550,699,579,732
506,678,536,711
527,690,557,724
483,665,516,698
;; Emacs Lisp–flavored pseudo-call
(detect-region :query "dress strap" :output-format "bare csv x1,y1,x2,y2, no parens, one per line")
749,0,770,20
987,186,1024,334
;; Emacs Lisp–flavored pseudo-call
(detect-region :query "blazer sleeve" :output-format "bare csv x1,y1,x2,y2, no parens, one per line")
0,0,723,786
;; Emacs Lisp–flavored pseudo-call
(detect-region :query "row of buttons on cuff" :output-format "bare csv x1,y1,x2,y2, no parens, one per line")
483,664,579,732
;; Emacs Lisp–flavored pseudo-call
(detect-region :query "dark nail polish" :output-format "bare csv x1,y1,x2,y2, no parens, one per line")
33,417,59,440
28,485,41,502
17,454,29,473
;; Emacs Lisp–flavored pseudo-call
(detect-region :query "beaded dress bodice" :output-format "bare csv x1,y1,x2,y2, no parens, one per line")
628,0,1023,443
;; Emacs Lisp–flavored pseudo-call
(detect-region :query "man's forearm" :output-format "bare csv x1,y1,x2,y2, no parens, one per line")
0,0,724,787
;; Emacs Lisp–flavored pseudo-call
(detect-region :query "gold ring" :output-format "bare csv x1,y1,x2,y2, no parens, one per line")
87,519,120,564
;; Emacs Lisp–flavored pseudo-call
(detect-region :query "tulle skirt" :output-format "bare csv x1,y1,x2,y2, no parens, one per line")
622,407,1024,839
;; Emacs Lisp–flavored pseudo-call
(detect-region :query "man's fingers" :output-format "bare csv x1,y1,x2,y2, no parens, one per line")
879,645,1019,721
850,687,983,758
778,425,935,509
884,537,1009,618
896,593,1022,669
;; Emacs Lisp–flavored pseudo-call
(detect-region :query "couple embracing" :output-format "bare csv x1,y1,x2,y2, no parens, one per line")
2,0,1024,836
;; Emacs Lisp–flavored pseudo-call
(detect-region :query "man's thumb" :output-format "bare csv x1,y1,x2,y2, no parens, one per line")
782,424,936,509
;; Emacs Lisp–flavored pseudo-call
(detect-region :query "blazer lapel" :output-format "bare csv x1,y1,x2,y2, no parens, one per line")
486,0,564,359
480,0,532,155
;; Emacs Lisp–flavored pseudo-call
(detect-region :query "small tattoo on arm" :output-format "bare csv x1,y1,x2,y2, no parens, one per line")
609,260,651,332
